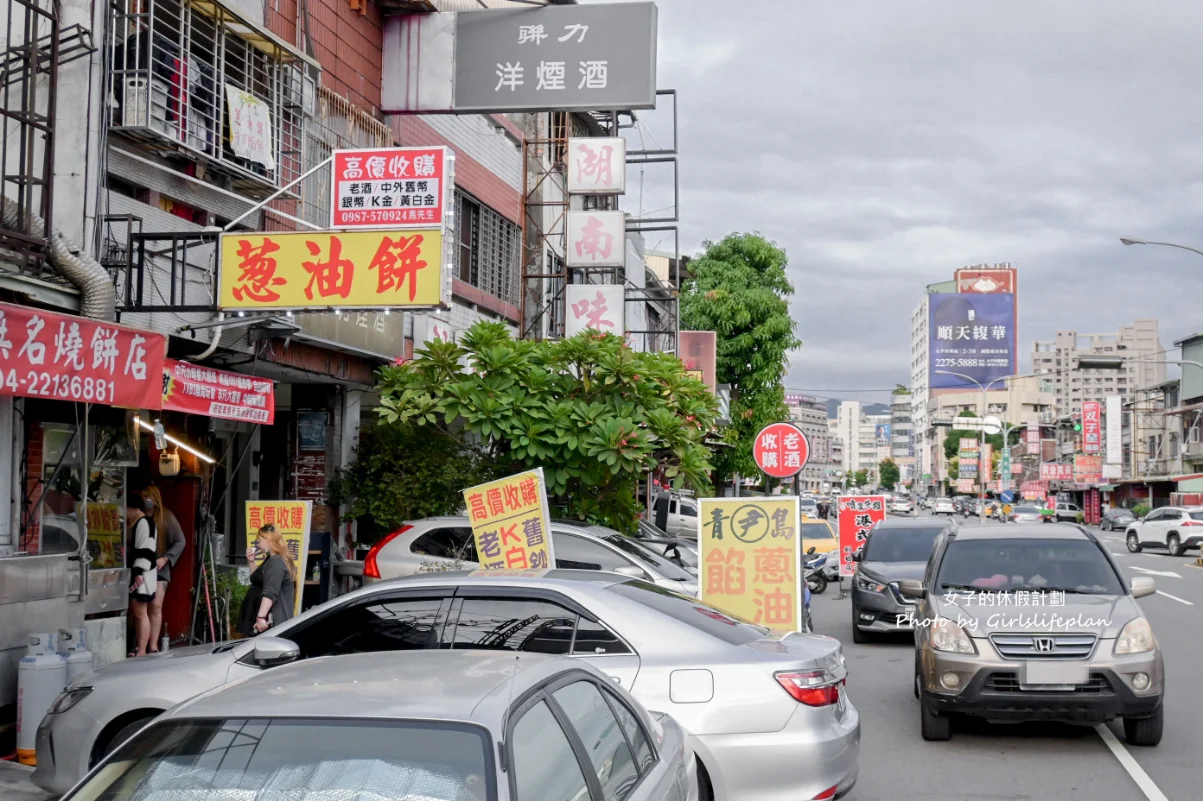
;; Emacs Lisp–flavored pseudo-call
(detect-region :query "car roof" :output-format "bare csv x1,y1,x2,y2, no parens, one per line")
164,651,570,724
375,568,630,591
950,524,1093,540
874,517,949,529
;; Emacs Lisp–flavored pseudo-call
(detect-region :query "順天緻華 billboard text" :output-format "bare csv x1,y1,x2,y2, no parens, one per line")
929,293,1016,389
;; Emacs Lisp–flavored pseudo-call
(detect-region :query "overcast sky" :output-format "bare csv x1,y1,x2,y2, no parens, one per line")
616,0,1203,404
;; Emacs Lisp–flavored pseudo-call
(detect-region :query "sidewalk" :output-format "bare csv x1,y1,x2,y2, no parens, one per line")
0,761,53,800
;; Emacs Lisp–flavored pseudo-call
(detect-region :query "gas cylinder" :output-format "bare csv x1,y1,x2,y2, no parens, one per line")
16,632,67,765
58,627,95,684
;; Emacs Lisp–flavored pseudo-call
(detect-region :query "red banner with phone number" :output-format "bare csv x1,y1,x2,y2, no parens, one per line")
837,495,886,577
0,302,166,409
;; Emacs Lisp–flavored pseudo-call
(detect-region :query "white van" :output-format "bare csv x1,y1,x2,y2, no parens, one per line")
651,493,699,538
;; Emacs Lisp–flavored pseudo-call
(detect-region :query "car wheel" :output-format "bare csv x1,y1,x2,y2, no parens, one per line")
1166,533,1184,557
1127,532,1142,553
919,687,951,741
808,573,828,595
1123,705,1164,747
851,613,870,644
99,715,156,762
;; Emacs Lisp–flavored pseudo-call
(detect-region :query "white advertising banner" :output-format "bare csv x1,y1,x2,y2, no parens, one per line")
567,211,625,267
413,313,454,349
565,284,624,336
567,138,626,194
1104,395,1123,479
224,85,275,169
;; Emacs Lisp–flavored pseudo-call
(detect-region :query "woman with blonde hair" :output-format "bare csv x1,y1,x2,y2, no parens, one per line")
239,524,297,636
142,485,186,653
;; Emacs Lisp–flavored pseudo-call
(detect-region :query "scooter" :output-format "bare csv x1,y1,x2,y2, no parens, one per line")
805,549,829,595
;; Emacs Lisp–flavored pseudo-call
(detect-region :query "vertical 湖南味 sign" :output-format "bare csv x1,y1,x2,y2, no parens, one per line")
698,497,801,633
565,284,625,336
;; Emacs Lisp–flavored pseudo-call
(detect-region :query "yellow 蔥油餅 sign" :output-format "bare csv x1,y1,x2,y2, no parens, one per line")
218,229,444,310
245,500,312,617
463,468,554,571
698,497,802,633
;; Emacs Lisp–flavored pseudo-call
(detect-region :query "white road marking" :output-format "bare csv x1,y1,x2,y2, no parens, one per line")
1129,566,1182,579
1094,724,1169,801
1155,590,1194,605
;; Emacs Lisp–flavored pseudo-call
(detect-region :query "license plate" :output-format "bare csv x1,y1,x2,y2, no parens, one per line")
1023,661,1088,686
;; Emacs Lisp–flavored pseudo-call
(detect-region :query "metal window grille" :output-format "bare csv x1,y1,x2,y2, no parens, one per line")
106,0,305,196
454,191,519,308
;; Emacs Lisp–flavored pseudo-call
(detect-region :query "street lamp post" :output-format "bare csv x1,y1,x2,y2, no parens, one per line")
1119,237,1203,259
934,370,1016,505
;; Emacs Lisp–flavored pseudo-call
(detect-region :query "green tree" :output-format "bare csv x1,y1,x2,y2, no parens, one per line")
879,458,900,490
892,384,910,395
329,420,493,545
375,322,718,533
680,233,801,486
853,469,869,488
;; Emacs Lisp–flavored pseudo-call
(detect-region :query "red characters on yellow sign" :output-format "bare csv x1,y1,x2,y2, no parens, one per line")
303,236,355,300
233,238,286,302
368,234,428,300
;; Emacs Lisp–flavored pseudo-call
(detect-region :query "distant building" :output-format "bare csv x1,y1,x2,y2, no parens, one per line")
1032,320,1166,417
836,400,863,475
891,390,914,484
785,394,832,494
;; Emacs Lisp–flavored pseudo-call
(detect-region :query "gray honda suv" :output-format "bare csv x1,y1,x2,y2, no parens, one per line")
901,524,1163,745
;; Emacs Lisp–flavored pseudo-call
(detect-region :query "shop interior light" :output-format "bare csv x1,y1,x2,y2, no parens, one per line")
133,417,216,464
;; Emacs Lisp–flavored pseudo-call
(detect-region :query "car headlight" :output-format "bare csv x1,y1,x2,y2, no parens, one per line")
47,686,93,715
855,574,886,593
929,618,977,654
1115,618,1156,655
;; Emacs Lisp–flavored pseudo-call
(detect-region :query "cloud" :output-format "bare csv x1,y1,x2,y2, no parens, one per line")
638,0,1203,401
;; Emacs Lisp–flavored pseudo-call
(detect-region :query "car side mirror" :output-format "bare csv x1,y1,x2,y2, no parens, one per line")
807,546,816,555
251,636,300,668
850,551,861,562
1130,576,1156,599
897,579,925,599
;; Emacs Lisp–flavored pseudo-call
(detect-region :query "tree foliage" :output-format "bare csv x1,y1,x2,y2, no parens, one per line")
680,233,802,484
853,469,869,488
879,459,900,490
374,322,718,533
329,420,493,545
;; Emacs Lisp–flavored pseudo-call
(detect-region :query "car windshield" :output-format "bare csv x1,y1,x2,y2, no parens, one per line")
862,526,942,563
68,718,492,801
608,580,770,645
801,521,835,540
936,538,1124,595
1014,506,1041,514
600,533,694,580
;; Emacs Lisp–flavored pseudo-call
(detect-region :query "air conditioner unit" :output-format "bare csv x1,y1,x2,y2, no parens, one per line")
122,76,170,136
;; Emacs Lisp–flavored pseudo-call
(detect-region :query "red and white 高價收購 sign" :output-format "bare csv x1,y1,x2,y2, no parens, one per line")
837,495,885,576
0,302,166,408
752,422,810,479
331,147,449,229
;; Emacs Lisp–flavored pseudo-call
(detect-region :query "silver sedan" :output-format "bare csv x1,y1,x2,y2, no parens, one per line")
364,515,698,595
34,571,859,801
57,650,697,801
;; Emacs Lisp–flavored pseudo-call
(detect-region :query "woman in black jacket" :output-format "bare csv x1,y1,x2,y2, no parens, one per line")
125,493,158,657
240,524,298,637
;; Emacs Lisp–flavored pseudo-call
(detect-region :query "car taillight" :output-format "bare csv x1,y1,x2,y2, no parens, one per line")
812,786,839,801
363,525,412,579
1182,520,1203,527
775,670,843,707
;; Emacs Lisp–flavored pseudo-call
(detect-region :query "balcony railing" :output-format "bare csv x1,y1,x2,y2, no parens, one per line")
106,0,308,198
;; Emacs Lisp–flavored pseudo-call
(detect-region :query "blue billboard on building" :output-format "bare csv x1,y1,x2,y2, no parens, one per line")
929,293,1016,389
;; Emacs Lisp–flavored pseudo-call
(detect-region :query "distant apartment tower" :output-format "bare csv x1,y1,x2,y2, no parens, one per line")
910,281,955,483
836,400,862,475
786,394,832,493
1032,320,1166,416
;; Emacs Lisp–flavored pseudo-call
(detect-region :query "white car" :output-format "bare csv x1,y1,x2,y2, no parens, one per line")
890,498,914,515
1125,505,1203,556
932,498,956,515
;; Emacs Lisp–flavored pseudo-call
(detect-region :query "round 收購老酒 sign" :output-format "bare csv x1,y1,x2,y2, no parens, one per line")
753,422,810,479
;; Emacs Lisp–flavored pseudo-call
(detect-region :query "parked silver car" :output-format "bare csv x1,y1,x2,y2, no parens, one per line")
57,650,698,801
35,571,859,801
364,515,698,595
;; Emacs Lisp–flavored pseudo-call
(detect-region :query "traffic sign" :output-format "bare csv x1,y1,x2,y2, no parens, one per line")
753,422,810,479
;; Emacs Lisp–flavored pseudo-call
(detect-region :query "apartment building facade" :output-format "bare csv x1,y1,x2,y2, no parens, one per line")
1032,321,1166,417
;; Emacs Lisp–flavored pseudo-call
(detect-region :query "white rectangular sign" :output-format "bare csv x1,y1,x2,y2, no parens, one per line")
413,313,454,349
1104,395,1123,478
567,137,626,194
224,85,275,170
567,210,625,267
565,284,624,336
